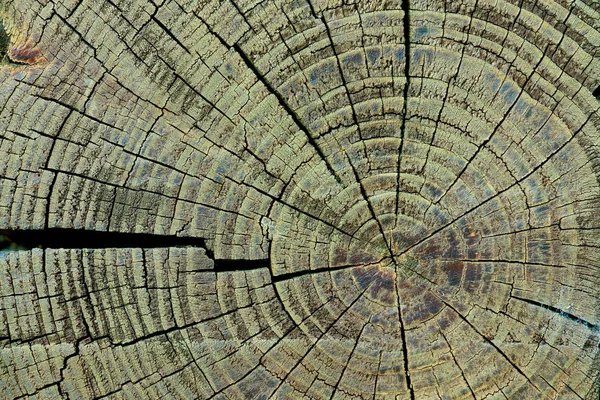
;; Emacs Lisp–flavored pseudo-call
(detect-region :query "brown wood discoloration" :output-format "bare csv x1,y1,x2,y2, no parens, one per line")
8,42,45,65
0,0,599,399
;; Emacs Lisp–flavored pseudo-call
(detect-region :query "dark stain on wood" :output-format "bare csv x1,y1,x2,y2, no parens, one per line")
445,261,464,286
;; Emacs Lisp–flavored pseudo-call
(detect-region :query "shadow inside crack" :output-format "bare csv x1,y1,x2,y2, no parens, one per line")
0,20,9,64
0,229,209,251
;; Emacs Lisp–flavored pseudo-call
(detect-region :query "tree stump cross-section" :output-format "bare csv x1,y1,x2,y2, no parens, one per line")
0,0,599,399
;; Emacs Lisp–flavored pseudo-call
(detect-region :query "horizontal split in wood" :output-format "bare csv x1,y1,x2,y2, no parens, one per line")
0,229,209,251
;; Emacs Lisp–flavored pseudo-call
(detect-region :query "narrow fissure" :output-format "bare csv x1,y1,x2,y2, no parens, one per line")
272,263,370,283
443,300,540,391
511,295,599,331
396,0,412,217
309,0,396,262
232,43,343,185
398,2,415,399
396,285,415,400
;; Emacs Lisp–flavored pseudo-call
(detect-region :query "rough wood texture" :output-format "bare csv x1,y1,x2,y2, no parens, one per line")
1,0,599,399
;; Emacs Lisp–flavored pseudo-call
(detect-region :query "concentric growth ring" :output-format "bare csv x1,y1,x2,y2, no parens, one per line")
0,0,599,399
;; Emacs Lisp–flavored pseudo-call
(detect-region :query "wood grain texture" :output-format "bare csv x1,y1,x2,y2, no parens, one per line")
0,0,599,399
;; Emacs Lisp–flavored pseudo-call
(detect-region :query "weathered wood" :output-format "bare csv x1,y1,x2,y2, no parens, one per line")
0,0,599,398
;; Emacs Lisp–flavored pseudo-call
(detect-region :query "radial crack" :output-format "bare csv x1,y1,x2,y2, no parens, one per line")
395,107,599,257
510,295,599,331
329,321,369,400
396,0,411,217
272,259,390,283
442,300,540,392
269,284,372,396
439,329,477,399
232,43,343,185
394,274,415,400
432,42,550,208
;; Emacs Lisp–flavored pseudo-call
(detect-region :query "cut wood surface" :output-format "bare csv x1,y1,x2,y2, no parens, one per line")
0,0,599,398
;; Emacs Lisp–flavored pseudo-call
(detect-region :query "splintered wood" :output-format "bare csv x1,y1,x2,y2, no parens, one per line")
0,0,599,399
